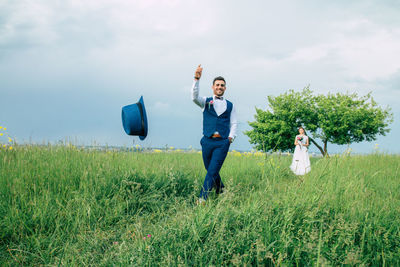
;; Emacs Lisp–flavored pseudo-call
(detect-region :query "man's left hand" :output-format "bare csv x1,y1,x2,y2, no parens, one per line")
228,137,233,143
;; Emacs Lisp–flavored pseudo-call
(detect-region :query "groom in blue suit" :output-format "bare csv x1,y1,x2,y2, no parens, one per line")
191,65,238,203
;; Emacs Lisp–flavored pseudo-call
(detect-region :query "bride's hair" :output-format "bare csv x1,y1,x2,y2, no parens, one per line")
298,126,306,135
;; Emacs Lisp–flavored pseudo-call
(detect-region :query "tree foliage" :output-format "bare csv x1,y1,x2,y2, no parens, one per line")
245,87,393,156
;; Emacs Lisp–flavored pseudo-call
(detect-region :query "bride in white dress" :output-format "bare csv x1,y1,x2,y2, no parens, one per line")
290,126,311,175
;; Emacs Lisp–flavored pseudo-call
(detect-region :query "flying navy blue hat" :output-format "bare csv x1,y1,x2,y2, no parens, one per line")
121,96,148,140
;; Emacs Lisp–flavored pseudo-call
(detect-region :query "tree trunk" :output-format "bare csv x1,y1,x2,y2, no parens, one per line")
309,137,329,157
309,137,324,156
323,140,329,157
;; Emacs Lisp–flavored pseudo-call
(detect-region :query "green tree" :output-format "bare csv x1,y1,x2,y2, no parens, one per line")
245,88,393,156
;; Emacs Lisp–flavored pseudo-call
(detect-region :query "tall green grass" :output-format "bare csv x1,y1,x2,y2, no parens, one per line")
1,145,399,265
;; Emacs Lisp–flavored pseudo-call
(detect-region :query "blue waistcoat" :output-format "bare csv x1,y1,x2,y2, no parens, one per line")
203,97,233,138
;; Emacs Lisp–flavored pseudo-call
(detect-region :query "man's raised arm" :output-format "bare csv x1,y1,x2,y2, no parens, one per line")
192,64,205,108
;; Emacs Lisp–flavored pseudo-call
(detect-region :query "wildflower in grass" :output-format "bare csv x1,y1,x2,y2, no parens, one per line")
9,146,13,150
269,158,275,167
113,241,119,245
229,150,242,157
0,126,2,129
0,133,3,136
8,137,12,142
153,149,162,153
233,151,242,157
3,127,6,130
169,146,174,150
254,151,264,157
147,234,151,238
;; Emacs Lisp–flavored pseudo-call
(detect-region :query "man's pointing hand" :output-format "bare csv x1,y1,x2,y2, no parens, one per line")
194,64,203,80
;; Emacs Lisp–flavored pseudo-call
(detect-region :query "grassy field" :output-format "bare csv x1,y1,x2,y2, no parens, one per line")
1,145,399,266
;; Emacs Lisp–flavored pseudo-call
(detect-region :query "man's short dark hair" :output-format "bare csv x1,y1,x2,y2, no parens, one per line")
213,76,226,85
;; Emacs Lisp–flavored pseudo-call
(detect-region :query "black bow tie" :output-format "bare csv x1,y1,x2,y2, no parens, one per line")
215,96,223,100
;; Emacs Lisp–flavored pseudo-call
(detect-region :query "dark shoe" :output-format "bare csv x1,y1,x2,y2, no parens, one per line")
216,187,225,194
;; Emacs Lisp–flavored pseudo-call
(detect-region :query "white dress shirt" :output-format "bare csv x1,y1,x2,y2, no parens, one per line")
191,79,238,140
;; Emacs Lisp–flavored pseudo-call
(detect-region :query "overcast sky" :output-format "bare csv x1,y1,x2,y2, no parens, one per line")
1,0,399,153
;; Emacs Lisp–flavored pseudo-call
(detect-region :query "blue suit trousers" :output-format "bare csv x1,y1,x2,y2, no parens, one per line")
199,136,230,200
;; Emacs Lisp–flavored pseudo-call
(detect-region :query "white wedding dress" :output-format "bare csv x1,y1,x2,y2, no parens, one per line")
290,135,311,175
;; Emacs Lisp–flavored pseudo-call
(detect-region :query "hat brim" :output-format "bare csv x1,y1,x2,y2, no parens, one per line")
138,96,148,140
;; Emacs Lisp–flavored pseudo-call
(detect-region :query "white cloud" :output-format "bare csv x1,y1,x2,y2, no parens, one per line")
0,1,58,47
152,101,170,111
1,0,399,152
